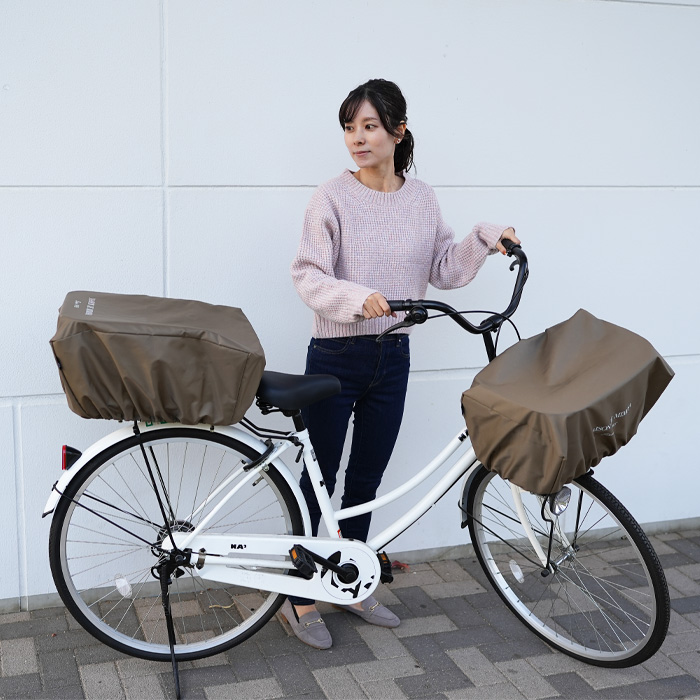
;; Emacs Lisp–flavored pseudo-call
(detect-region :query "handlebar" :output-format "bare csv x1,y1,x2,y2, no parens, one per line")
382,241,529,338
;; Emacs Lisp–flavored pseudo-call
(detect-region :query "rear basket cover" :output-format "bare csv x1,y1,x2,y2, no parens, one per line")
50,291,266,425
461,309,673,494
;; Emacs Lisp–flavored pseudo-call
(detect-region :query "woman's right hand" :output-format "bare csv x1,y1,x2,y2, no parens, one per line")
363,292,396,319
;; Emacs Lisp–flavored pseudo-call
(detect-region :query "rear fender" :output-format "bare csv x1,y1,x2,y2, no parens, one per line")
42,423,311,535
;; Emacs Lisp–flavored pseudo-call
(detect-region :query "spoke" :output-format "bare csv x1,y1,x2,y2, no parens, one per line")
480,507,540,544
479,504,550,559
63,492,157,549
98,568,153,635
178,570,209,638
111,569,152,637
572,538,632,560
197,451,233,529
118,455,156,522
93,474,147,518
166,442,172,521
490,486,551,540
68,546,143,579
207,512,284,530
93,472,155,527
573,498,598,538
66,545,141,560
525,566,558,621
607,562,654,587
475,514,545,570
558,571,615,652
150,445,176,523
561,559,653,625
482,498,550,540
207,494,281,533
176,443,187,516
70,522,153,549
79,492,162,532
126,572,164,641
556,566,640,647
138,590,165,645
83,565,155,611
189,445,208,532
574,561,654,606
67,537,144,549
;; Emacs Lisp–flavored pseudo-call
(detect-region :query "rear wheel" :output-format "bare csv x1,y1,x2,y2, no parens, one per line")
49,428,304,661
466,467,669,666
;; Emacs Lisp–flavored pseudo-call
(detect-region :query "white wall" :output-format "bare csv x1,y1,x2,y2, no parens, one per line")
1,0,698,609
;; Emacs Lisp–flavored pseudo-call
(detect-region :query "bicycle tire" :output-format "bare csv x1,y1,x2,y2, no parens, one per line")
49,427,304,661
465,467,670,667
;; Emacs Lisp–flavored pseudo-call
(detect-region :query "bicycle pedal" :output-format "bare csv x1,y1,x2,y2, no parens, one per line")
289,544,317,580
378,551,393,583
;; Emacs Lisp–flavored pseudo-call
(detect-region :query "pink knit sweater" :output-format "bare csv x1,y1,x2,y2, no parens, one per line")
291,169,508,338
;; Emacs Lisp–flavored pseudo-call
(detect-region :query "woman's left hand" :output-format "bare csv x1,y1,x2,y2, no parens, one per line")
496,227,520,255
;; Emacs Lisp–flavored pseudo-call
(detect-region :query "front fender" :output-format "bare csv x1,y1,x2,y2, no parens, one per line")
42,422,311,535
460,462,487,529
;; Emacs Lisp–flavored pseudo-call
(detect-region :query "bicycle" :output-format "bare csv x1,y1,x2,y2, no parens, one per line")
43,243,670,698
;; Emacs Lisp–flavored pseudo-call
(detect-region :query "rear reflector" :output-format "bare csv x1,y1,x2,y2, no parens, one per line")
62,445,82,470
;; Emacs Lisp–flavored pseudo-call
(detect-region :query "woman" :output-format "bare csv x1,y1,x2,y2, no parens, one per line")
284,79,520,649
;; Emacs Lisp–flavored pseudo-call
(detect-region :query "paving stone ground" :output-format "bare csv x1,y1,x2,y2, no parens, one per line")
2,530,700,699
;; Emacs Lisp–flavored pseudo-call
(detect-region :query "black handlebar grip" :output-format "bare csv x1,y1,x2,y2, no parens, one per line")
499,238,521,255
388,300,413,312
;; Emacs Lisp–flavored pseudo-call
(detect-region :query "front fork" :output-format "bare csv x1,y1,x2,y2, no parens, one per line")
510,483,576,574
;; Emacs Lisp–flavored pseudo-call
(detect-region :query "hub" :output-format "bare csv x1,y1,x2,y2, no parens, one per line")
151,519,195,557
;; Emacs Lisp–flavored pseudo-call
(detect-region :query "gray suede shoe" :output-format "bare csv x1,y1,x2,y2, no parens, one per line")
337,595,400,628
280,599,332,649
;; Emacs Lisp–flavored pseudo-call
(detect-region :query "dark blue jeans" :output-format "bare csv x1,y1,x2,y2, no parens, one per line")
290,334,410,606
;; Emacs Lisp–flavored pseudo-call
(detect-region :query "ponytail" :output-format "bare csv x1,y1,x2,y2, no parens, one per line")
394,127,414,174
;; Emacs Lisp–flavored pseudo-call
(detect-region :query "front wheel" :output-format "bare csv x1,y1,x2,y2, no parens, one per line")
49,427,304,661
466,467,670,667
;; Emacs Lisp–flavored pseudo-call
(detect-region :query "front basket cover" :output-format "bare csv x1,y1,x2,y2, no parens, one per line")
50,291,266,425
461,309,673,494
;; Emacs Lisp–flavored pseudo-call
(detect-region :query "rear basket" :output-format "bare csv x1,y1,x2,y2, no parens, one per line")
50,291,266,426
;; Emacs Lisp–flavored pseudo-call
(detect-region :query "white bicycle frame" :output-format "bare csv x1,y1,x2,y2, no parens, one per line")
174,425,480,555
167,421,549,573
44,416,550,605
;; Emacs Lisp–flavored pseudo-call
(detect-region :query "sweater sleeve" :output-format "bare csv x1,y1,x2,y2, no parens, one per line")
290,192,377,324
429,202,509,290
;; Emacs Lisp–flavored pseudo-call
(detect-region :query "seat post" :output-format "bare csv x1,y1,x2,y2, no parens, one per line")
291,410,306,432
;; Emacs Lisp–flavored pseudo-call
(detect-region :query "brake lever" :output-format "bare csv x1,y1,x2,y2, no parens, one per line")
375,319,416,341
502,242,524,272
375,305,429,341
508,248,523,273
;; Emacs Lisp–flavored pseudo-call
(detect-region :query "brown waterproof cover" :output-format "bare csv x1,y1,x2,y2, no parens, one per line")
50,291,266,425
461,309,673,495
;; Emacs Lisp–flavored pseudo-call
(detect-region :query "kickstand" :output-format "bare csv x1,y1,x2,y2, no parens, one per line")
158,561,182,700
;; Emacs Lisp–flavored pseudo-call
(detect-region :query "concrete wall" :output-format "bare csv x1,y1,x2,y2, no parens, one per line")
1,0,698,609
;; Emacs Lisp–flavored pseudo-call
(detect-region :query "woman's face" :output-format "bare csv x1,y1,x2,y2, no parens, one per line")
343,100,398,171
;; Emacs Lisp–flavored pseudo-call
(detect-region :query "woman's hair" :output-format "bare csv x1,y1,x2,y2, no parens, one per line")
339,79,415,174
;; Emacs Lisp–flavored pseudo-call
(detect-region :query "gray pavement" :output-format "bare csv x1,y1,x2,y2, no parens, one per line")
2,529,700,699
